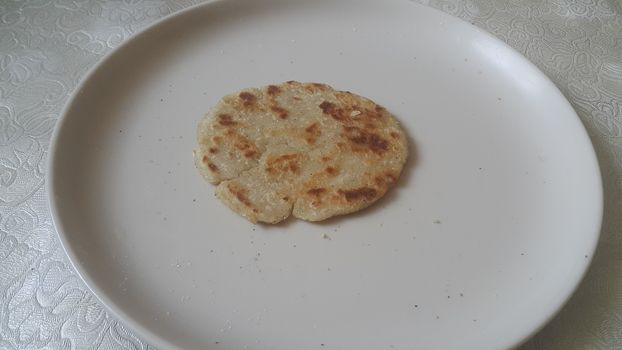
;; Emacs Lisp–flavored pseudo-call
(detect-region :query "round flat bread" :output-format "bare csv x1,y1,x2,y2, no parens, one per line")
194,81,408,223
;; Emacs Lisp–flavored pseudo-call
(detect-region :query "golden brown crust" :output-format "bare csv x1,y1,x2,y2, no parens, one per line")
269,105,289,119
238,92,257,107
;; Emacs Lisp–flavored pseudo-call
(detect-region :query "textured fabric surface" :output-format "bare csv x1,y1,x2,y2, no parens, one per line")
0,0,620,348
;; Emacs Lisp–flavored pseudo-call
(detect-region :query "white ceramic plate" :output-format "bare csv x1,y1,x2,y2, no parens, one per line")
48,0,603,349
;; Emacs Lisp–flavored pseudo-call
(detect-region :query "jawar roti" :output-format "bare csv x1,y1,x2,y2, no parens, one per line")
193,81,408,224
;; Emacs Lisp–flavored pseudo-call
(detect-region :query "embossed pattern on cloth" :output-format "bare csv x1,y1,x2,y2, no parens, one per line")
0,0,620,349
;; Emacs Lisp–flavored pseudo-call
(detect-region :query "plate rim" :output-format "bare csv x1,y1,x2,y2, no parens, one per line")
46,0,604,349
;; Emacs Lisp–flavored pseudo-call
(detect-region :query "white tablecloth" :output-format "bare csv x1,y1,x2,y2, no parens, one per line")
1,0,620,348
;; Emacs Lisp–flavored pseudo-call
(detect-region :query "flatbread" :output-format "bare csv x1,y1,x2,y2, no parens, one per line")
194,81,408,223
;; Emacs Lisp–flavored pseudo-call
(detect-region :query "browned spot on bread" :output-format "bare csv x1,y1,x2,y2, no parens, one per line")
222,132,259,159
321,156,331,162
286,80,297,84
202,156,219,172
307,188,326,196
374,176,384,187
320,100,372,122
385,172,397,184
365,105,386,120
364,134,389,153
334,91,355,101
311,83,328,91
319,101,339,119
293,96,302,101
325,166,338,176
342,126,389,154
319,101,335,113
374,172,397,187
265,154,302,177
304,122,321,144
213,136,223,144
326,97,386,121
208,147,219,154
270,105,289,119
228,184,253,208
339,187,378,202
390,131,400,139
305,122,319,133
271,154,299,162
235,140,252,151
218,114,237,126
267,85,281,95
282,196,289,201
208,162,218,172
239,92,257,107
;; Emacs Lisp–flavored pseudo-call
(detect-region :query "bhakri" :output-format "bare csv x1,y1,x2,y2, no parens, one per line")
193,81,408,223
